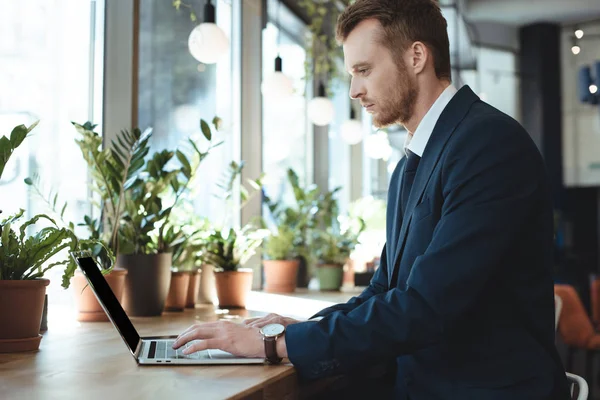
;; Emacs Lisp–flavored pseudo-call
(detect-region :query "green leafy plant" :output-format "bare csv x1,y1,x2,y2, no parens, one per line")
73,121,152,262
262,225,296,260
0,121,112,288
199,225,269,272
23,175,115,286
298,0,353,95
313,217,365,265
118,118,221,255
198,159,266,272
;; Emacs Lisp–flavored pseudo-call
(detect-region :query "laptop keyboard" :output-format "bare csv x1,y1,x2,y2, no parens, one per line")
147,340,210,360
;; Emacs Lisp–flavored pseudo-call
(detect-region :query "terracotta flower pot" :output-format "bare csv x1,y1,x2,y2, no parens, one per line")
185,270,202,308
317,263,344,291
0,279,50,353
197,264,217,305
214,269,253,309
72,268,128,322
119,253,172,317
263,259,299,293
165,271,191,312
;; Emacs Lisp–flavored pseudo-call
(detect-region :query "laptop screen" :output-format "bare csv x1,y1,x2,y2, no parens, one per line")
72,255,140,355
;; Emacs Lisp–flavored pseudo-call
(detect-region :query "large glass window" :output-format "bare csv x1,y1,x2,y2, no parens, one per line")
138,0,236,225
261,2,311,207
459,47,520,121
0,0,104,307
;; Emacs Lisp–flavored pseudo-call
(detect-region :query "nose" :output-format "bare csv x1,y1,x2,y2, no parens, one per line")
349,77,364,100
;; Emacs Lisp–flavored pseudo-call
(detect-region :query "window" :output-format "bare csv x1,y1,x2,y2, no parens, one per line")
459,47,520,121
261,1,311,208
0,0,104,309
328,78,352,213
138,0,237,226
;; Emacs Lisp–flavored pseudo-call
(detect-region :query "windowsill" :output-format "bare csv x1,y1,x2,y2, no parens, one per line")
246,286,364,320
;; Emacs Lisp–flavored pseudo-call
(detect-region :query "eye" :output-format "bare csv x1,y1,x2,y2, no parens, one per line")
358,68,370,76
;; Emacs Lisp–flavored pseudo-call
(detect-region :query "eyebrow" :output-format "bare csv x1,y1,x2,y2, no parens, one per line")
349,62,371,74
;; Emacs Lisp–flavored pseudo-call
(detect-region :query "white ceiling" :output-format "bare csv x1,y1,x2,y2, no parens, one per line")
463,0,600,26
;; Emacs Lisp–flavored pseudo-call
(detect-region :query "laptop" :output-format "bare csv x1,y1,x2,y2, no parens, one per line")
72,253,265,365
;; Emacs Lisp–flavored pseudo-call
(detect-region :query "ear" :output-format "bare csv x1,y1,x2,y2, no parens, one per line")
410,41,429,75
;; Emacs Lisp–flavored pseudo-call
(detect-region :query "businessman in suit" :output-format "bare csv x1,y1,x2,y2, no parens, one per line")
174,0,569,398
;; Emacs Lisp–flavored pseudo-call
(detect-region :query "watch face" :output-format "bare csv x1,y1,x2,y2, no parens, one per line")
261,323,285,337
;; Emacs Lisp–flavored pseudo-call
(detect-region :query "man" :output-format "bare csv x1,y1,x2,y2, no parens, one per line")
174,0,570,398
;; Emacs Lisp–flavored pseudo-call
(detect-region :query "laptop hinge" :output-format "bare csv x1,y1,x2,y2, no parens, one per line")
134,340,143,358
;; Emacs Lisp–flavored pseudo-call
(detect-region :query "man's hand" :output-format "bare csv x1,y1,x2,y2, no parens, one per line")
242,313,301,328
172,321,264,358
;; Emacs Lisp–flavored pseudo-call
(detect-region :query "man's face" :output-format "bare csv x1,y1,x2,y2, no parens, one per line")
343,19,418,128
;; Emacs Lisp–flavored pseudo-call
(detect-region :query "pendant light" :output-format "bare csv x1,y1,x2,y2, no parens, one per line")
261,0,294,100
188,0,230,64
308,82,335,126
339,102,363,144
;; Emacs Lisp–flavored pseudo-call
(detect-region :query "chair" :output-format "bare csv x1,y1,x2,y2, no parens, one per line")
554,284,600,397
566,372,589,400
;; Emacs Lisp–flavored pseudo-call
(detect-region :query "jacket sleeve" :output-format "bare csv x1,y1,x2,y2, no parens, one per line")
309,244,389,319
285,118,545,380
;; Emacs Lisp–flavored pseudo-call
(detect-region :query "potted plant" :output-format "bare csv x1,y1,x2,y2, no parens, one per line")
200,225,268,308
72,121,152,319
312,192,365,291
0,121,112,352
261,225,299,293
162,217,208,311
266,168,321,288
116,118,220,316
198,161,267,308
24,174,119,323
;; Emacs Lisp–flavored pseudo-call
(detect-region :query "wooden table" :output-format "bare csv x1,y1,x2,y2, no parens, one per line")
0,288,361,400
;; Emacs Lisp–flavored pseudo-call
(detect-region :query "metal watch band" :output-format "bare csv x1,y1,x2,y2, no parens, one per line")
264,336,282,364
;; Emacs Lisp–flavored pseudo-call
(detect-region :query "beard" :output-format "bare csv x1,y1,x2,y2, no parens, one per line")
371,62,418,128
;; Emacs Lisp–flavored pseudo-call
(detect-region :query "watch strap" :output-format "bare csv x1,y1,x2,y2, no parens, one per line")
263,336,282,364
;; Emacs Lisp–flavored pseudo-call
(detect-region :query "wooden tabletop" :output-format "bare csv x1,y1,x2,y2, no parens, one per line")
0,289,360,400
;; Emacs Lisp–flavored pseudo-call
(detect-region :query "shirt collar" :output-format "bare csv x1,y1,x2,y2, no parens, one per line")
404,84,458,157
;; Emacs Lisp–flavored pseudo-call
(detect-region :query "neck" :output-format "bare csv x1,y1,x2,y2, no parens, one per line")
403,79,451,134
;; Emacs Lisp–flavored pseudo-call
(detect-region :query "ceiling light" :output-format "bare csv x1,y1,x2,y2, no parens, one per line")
188,0,229,64
572,45,581,55
575,29,584,39
590,84,598,94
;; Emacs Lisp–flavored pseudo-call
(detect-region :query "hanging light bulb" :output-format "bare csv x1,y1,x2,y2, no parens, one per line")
261,55,294,100
364,131,393,160
308,82,335,126
590,84,598,94
340,103,364,145
575,29,584,39
188,0,230,64
571,37,581,55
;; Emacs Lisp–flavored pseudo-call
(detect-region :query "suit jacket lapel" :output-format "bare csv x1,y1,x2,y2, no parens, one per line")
388,86,480,286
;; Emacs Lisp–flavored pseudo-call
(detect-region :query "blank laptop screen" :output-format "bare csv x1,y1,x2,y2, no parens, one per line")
73,256,140,354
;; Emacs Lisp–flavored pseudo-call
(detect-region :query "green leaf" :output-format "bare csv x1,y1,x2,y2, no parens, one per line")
9,124,28,149
212,116,222,130
24,177,33,185
200,119,212,141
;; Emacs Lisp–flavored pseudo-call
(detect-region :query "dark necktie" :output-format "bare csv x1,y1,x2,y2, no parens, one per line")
401,149,421,216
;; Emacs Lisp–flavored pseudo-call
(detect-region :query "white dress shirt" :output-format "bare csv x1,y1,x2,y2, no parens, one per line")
404,84,458,157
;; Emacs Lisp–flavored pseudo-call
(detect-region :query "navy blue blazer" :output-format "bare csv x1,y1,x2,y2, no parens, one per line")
286,86,570,399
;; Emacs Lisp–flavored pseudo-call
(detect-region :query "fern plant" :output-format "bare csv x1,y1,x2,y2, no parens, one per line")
0,121,112,288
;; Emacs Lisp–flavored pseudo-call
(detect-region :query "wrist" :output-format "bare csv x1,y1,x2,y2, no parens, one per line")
276,334,288,359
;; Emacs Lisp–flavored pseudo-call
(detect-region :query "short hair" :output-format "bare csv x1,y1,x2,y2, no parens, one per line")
336,0,451,80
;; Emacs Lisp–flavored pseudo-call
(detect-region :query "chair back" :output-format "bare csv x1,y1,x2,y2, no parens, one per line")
566,372,589,400
554,285,595,347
